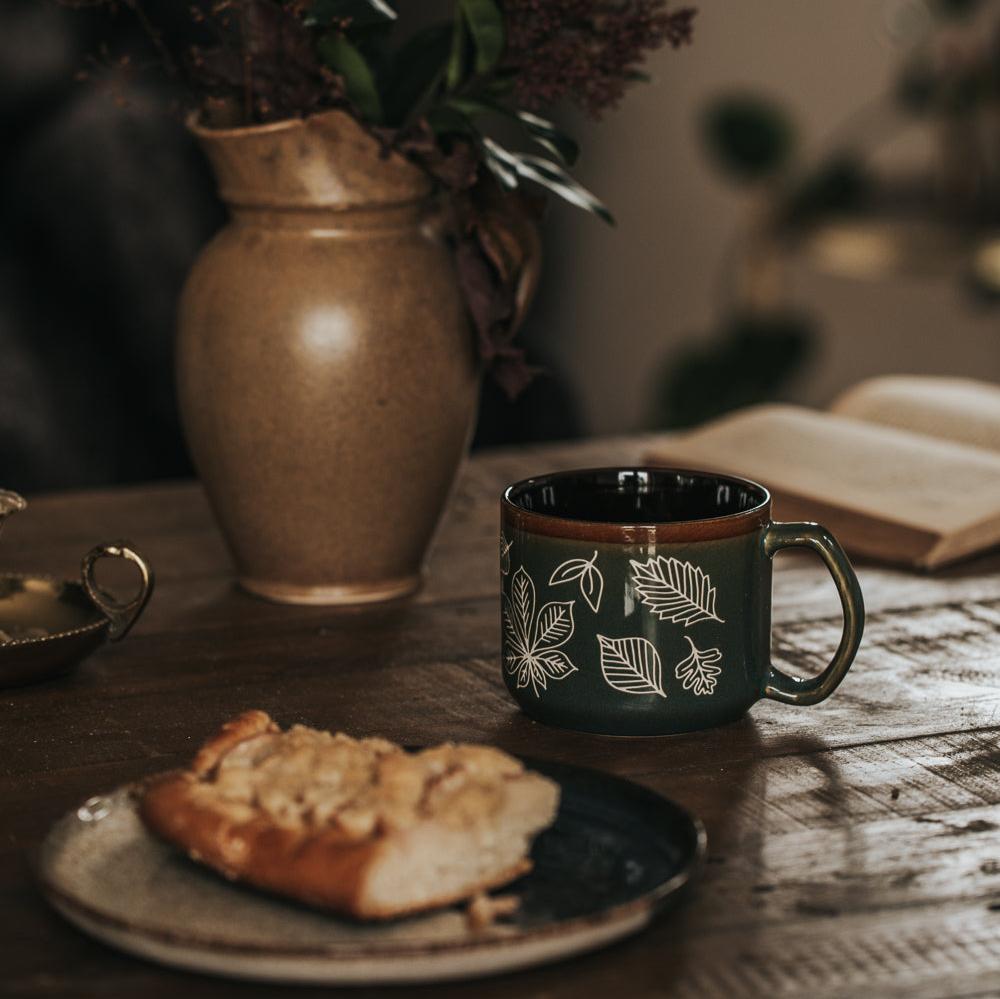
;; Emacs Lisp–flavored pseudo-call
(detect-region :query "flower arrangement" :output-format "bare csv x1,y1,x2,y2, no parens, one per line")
64,0,695,389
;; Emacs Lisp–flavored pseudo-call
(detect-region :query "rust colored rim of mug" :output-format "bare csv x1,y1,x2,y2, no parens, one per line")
502,467,771,543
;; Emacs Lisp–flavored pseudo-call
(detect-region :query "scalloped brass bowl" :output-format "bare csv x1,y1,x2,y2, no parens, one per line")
0,544,154,688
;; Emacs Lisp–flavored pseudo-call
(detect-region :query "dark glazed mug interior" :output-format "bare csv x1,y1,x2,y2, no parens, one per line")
504,468,769,527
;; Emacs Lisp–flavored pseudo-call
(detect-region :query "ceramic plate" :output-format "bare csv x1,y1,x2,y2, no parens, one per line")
38,759,705,985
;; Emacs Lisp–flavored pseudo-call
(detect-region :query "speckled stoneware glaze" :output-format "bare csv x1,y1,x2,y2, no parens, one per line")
179,110,539,605
38,761,703,984
500,468,865,736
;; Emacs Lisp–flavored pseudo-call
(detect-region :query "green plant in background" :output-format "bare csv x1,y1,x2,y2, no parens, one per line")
656,75,884,430
656,313,814,430
702,94,794,184
654,93,851,429
66,0,696,394
657,0,1000,429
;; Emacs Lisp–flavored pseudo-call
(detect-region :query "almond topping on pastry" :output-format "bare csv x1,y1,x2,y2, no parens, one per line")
140,711,559,920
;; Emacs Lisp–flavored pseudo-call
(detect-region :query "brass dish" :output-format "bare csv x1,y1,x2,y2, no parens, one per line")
0,492,154,687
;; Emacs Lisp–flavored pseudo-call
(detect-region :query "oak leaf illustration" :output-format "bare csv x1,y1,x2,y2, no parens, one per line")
675,636,723,696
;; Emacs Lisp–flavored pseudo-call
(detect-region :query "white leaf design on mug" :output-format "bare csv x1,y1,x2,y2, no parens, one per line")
675,636,723,696
502,568,579,697
597,635,666,697
499,532,512,576
533,599,575,648
629,555,724,626
549,551,604,613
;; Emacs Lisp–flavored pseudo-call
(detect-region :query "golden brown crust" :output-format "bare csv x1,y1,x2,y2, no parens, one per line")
191,709,278,777
141,770,375,912
139,712,556,920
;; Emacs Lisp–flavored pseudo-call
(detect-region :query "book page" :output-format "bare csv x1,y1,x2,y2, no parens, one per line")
647,404,1000,567
831,376,1000,453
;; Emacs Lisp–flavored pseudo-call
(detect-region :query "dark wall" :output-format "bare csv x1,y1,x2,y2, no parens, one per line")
0,2,222,490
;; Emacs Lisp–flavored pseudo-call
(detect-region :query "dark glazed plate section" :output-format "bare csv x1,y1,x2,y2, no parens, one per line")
518,758,704,923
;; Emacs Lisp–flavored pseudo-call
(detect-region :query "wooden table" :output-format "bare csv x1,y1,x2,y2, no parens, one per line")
4,436,1000,998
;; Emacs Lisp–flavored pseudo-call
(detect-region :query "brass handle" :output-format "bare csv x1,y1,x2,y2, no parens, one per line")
81,542,155,642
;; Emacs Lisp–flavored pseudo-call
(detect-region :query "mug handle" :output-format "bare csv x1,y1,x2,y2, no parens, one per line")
81,541,155,641
762,522,865,706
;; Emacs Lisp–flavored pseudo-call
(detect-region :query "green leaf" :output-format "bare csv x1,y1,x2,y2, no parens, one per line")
779,155,871,229
527,135,576,167
702,95,795,183
480,140,520,190
426,104,479,138
439,99,579,166
482,68,517,99
360,0,396,18
318,34,383,123
481,139,614,223
446,12,467,90
307,0,397,28
441,96,494,119
515,155,614,225
515,110,579,166
381,22,452,126
459,0,505,75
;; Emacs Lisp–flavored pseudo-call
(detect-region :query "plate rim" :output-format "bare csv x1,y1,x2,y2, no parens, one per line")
37,760,706,962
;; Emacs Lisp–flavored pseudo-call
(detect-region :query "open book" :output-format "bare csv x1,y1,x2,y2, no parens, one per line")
645,376,1000,569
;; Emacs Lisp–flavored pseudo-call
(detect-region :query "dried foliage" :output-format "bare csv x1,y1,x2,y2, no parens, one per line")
61,0,695,393
504,0,695,118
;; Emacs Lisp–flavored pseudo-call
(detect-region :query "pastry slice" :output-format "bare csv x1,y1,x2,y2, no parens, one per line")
140,711,559,920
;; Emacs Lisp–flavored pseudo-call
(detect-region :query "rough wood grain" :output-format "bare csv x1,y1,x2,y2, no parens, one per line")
2,436,1000,998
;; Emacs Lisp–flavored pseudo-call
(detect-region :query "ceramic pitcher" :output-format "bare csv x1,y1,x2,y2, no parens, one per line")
178,110,537,604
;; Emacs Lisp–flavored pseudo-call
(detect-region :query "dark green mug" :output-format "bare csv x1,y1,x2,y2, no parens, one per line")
500,468,864,736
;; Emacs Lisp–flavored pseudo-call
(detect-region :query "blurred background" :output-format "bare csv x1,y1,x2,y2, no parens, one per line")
3,0,1000,491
